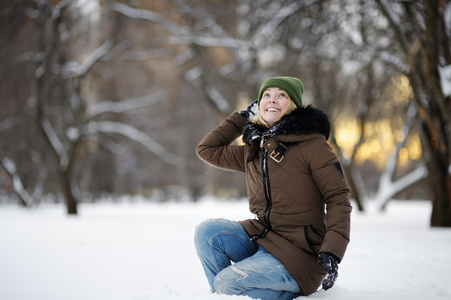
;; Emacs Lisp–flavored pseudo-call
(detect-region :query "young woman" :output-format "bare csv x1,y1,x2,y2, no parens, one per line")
194,76,352,300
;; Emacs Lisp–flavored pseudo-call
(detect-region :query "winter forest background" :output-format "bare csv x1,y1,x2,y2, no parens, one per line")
1,0,451,226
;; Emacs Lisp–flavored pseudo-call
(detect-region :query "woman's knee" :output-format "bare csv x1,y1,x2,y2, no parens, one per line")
194,218,235,241
213,265,249,295
195,219,219,240
194,218,228,250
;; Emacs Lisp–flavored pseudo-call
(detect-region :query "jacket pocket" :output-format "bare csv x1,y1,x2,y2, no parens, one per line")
304,225,324,256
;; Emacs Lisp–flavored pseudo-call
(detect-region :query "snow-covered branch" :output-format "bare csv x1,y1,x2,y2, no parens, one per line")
204,85,232,114
109,2,251,49
84,121,184,166
169,35,252,49
0,116,23,133
41,116,69,169
376,102,425,210
119,48,172,62
88,91,165,118
376,164,428,211
62,39,113,79
377,50,409,75
0,146,33,206
439,64,451,97
108,2,188,36
252,0,317,47
376,0,410,53
346,45,409,75
31,167,47,202
184,67,202,81
173,49,194,66
184,67,232,115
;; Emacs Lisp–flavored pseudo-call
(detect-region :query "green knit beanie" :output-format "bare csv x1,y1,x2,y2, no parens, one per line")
258,76,304,108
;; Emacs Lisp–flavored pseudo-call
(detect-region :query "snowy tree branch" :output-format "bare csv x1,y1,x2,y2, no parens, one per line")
204,85,232,114
377,165,428,211
375,0,410,53
119,48,172,62
343,45,409,75
31,166,47,202
184,67,232,115
0,116,24,133
376,102,425,210
62,39,113,79
169,35,252,49
376,50,409,75
439,65,451,97
83,121,184,166
108,2,251,49
0,145,33,206
40,116,69,169
252,0,317,47
108,2,188,36
88,91,166,118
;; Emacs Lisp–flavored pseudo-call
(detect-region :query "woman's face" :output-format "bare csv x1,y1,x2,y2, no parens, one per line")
259,87,290,126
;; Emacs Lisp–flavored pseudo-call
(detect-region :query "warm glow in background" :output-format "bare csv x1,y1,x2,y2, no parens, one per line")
334,75,421,168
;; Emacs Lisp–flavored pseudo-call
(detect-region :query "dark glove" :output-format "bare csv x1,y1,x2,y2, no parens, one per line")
239,99,259,121
320,252,339,290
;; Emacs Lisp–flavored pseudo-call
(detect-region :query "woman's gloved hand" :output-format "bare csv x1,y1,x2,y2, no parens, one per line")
320,252,339,290
239,99,259,121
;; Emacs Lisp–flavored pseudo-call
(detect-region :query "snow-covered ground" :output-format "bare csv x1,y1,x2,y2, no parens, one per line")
0,198,450,300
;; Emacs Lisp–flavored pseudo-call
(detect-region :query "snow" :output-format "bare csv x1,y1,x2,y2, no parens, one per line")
74,0,100,24
439,64,451,97
0,198,450,300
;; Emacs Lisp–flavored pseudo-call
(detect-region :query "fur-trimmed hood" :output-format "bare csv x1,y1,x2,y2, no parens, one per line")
242,105,331,144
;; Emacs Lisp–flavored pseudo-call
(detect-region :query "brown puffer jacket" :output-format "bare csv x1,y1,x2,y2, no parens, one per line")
196,106,352,296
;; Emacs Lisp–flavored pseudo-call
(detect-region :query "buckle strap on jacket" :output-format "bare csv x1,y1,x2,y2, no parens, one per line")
270,142,291,163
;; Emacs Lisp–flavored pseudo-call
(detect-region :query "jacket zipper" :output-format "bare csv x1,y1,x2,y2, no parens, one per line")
252,136,273,240
262,146,272,229
260,135,266,148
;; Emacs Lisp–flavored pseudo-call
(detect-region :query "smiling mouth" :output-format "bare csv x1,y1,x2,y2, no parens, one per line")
266,108,280,112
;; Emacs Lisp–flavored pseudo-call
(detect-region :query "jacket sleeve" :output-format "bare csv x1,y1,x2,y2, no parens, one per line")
302,137,352,262
196,111,247,173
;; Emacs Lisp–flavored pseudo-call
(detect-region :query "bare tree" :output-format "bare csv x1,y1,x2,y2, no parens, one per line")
374,0,451,226
305,0,450,225
1,0,182,213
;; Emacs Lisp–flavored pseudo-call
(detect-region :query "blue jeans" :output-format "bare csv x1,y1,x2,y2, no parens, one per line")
194,218,300,300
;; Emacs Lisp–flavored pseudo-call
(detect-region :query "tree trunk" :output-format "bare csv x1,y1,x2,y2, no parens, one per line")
423,114,451,227
34,1,80,215
429,172,451,227
60,168,78,215
423,0,451,227
60,140,80,215
329,135,364,211
421,111,451,227
344,164,364,211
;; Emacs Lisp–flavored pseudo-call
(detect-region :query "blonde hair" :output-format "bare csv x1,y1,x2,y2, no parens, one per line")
251,97,297,128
